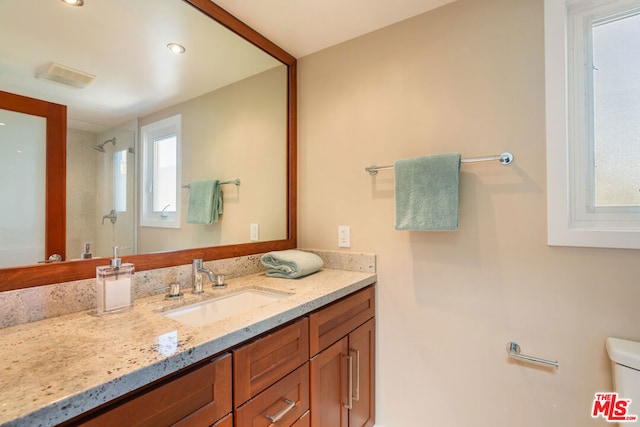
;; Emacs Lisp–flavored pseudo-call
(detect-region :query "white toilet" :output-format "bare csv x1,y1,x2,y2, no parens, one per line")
606,337,640,420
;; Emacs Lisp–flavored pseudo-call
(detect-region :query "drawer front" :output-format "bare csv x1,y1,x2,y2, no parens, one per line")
234,318,309,406
235,362,310,427
291,410,310,427
309,286,375,356
211,413,233,427
78,353,232,427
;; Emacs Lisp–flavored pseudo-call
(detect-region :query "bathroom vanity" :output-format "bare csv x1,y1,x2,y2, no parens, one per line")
0,268,375,427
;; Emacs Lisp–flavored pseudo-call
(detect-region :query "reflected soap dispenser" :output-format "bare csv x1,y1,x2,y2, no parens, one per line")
96,247,134,316
81,241,92,259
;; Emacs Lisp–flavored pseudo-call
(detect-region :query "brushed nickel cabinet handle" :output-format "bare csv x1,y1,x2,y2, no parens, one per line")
350,348,361,402
265,398,295,423
344,354,354,409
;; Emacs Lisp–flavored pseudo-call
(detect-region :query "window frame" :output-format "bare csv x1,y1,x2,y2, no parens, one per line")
545,0,640,249
140,114,182,228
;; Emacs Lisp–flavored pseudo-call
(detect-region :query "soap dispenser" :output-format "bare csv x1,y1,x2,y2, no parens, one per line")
81,241,92,259
96,247,134,316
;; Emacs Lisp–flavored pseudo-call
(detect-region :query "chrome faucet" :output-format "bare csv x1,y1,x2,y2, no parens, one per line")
192,258,216,294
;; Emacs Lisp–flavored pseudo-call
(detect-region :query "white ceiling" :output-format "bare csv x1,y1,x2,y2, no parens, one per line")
213,0,457,58
0,0,455,132
0,0,281,132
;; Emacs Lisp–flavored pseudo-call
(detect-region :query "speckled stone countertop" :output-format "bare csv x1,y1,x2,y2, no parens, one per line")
0,268,376,427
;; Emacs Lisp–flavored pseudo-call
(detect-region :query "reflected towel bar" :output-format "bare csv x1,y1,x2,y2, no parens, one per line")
365,152,513,175
182,179,241,189
507,342,558,369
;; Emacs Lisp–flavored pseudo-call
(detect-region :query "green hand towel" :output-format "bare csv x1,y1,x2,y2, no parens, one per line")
186,180,222,224
394,153,461,231
212,183,223,223
261,250,324,279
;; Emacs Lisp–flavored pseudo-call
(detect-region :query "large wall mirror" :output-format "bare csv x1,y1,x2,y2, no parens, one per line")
0,0,296,291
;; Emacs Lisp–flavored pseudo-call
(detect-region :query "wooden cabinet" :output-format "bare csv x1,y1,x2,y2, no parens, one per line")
309,287,375,427
212,413,233,427
234,318,309,406
70,353,232,427
235,363,310,427
234,318,310,426
57,286,375,427
292,411,310,427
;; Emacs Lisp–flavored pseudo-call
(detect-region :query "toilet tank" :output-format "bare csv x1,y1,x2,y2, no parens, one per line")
606,337,640,403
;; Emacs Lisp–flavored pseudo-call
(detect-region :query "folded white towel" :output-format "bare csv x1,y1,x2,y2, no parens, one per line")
261,250,324,279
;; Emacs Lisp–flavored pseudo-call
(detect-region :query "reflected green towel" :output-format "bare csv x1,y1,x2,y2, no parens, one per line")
261,250,324,279
394,153,461,231
186,180,222,224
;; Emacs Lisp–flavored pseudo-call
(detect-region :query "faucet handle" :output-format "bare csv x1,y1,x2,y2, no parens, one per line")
156,282,183,299
164,282,183,300
212,274,226,288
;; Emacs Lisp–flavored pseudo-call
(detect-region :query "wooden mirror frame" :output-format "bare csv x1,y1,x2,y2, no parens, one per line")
0,0,297,292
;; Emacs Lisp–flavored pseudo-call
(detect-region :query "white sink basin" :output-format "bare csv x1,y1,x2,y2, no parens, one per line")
162,289,287,327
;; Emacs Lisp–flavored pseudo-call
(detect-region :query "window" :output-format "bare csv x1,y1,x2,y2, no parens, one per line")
140,115,181,228
545,0,640,248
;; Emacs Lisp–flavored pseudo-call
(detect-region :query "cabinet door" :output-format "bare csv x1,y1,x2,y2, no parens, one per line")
310,337,349,427
348,318,375,427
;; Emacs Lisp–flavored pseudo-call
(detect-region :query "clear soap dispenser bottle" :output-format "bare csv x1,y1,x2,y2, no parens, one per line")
96,247,134,316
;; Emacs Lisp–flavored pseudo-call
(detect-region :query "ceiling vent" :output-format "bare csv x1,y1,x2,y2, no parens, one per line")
35,62,95,89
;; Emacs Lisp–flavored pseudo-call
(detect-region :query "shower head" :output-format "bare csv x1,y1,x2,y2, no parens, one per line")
93,137,116,153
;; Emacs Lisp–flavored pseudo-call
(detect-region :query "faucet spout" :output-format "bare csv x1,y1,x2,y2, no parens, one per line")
192,258,216,294
199,267,216,283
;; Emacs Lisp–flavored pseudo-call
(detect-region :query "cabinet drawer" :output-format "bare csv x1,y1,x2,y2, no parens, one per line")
236,362,310,427
78,353,232,427
309,286,375,356
234,318,309,406
292,410,310,427
211,413,233,427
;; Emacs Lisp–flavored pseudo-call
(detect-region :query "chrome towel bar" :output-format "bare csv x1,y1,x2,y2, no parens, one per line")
182,178,241,189
507,342,559,369
365,152,514,175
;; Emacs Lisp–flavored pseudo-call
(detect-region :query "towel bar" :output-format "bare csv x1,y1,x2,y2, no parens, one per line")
365,152,513,175
507,342,558,369
182,178,241,189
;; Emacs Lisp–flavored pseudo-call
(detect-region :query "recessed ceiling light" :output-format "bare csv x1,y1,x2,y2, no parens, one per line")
61,0,84,6
167,43,186,55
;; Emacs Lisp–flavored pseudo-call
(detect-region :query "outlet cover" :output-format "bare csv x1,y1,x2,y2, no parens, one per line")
338,225,351,248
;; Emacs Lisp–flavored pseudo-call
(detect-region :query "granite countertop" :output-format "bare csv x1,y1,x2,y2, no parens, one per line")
0,268,376,427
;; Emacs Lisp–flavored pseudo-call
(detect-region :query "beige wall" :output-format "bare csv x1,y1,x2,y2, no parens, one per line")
138,66,288,253
298,0,640,426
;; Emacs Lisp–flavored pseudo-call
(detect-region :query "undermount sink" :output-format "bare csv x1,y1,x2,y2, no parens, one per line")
162,289,288,327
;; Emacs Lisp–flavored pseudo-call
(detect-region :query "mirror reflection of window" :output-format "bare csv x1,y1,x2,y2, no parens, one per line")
152,135,177,214
141,114,181,228
113,149,128,213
